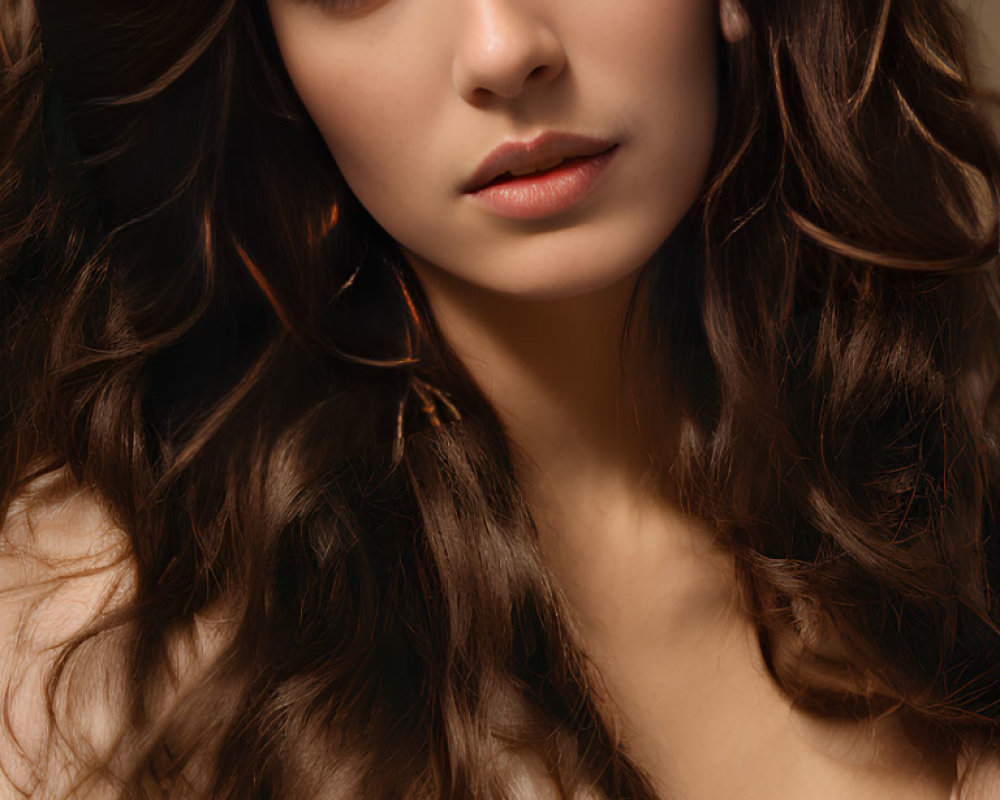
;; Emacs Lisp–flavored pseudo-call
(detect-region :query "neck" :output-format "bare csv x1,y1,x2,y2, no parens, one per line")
405,256,658,509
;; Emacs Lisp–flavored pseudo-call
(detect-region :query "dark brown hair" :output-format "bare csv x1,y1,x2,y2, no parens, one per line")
2,0,1000,797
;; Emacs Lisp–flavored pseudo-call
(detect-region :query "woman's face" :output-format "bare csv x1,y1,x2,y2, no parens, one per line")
266,0,746,301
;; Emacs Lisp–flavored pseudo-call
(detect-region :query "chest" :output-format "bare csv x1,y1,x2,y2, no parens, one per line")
534,506,957,800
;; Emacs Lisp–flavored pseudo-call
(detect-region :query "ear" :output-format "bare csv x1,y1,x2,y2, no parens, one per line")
719,0,750,43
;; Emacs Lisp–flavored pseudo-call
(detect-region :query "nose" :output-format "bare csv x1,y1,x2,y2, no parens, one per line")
451,0,567,103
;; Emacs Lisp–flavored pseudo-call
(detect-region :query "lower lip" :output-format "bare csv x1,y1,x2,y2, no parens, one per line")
465,146,618,220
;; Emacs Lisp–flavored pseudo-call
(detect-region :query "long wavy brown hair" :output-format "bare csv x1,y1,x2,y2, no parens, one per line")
2,0,1000,797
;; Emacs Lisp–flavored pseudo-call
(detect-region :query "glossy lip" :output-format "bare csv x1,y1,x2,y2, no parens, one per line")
461,130,618,194
464,146,619,221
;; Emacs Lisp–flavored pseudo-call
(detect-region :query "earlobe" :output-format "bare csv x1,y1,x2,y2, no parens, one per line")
719,0,750,44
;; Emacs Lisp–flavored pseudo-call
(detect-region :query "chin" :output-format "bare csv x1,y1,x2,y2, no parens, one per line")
488,241,661,302
501,270,641,302
399,228,662,305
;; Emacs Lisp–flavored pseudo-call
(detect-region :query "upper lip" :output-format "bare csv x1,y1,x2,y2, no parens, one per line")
462,131,617,193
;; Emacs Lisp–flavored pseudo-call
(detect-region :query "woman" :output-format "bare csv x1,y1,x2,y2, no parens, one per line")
1,0,999,797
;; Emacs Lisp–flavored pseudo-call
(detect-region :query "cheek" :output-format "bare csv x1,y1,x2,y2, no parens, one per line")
286,78,385,181
567,1,720,182
579,9,719,239
603,1,719,126
271,28,426,200
641,7,720,204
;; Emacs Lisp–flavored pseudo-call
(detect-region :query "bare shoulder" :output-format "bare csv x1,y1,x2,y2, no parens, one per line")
0,468,133,641
958,743,1000,800
0,469,134,799
0,471,240,799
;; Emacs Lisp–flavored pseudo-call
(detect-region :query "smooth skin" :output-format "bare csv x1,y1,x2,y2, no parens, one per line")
263,0,960,798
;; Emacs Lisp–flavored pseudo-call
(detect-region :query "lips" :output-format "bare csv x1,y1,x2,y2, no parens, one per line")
462,131,618,194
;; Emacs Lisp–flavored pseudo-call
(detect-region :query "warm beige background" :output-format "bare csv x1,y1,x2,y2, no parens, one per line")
958,0,1000,90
